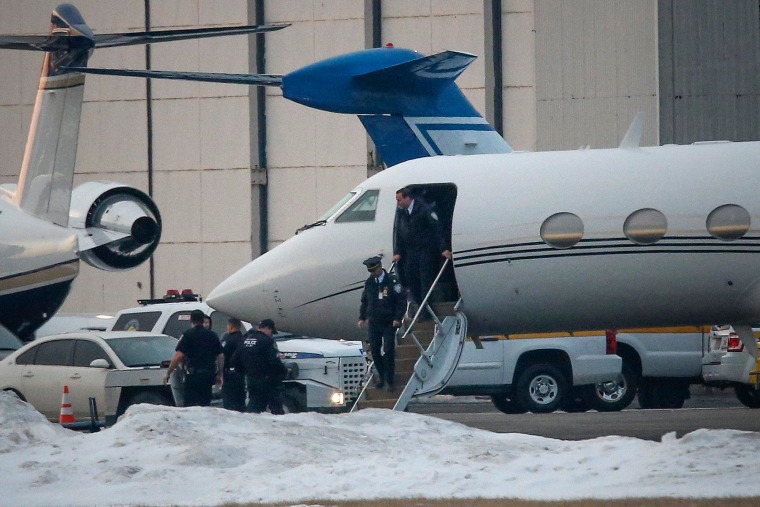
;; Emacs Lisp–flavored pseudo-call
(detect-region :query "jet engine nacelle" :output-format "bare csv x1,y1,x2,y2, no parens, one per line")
69,181,161,271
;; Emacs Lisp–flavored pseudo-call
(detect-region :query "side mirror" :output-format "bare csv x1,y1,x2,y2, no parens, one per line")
89,358,110,368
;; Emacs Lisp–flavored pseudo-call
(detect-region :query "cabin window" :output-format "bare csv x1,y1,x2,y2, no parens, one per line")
624,208,667,245
706,204,750,240
319,191,357,221
540,212,583,249
335,190,380,223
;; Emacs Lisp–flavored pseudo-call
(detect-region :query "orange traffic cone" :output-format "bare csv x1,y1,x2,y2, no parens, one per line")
59,385,75,424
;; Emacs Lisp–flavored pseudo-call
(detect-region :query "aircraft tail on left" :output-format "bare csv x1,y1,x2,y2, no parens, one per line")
0,3,286,339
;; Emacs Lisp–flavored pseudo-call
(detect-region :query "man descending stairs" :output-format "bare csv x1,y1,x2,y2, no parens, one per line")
352,301,466,411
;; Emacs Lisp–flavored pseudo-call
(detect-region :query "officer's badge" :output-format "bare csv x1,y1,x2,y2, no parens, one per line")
393,283,402,294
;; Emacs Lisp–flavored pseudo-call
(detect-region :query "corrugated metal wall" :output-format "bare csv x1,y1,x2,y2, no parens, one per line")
659,0,760,144
533,0,659,150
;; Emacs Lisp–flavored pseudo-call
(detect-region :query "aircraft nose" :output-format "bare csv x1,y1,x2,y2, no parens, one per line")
206,261,271,324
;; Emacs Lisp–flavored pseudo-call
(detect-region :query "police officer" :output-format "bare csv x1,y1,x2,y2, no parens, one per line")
220,317,246,411
358,256,405,391
392,187,452,319
163,310,223,407
234,319,287,414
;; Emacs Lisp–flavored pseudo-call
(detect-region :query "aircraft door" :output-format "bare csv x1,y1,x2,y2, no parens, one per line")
395,184,459,303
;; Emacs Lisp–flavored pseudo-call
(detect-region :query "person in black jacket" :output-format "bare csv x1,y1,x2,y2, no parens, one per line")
220,317,246,411
393,187,452,319
163,310,223,407
358,256,406,391
234,318,287,414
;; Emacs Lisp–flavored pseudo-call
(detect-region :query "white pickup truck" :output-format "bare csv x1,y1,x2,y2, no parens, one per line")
593,326,760,411
441,332,622,413
106,290,367,412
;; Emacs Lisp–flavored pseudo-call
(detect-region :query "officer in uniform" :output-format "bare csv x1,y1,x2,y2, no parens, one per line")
163,310,223,407
233,318,287,414
392,187,452,319
221,317,246,411
358,256,406,391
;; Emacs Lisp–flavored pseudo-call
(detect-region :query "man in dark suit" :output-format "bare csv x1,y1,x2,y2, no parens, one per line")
393,187,452,318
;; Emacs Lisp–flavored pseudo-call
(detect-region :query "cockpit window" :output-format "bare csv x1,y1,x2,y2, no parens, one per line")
335,190,380,223
318,191,357,221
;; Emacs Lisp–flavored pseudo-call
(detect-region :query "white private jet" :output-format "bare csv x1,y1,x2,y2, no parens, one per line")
71,29,760,359
0,3,285,340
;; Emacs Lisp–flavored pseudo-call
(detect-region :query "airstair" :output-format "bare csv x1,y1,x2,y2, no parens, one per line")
351,259,468,412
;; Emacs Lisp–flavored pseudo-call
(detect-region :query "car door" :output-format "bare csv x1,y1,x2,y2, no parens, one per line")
68,339,112,417
20,339,75,420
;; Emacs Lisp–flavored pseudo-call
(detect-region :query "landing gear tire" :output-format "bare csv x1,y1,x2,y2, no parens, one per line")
735,384,760,408
490,393,527,414
515,363,568,414
591,363,637,412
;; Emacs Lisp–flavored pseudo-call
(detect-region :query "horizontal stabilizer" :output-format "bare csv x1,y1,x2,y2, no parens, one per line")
0,35,58,51
65,67,283,87
356,50,476,91
92,23,288,48
0,24,287,52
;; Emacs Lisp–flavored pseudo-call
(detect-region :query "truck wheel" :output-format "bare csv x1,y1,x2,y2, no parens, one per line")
735,384,760,408
490,393,527,414
637,380,687,409
515,363,568,413
591,363,637,412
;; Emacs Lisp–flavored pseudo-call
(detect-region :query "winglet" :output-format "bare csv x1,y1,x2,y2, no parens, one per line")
619,112,645,149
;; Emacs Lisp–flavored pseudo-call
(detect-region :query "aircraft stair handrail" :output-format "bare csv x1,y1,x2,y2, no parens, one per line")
393,305,468,411
399,257,451,356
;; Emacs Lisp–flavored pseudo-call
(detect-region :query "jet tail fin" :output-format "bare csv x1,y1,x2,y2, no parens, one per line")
12,4,93,226
283,47,512,165
75,46,511,167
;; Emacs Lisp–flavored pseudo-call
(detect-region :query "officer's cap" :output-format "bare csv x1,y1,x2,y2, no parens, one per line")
258,318,277,333
362,256,382,270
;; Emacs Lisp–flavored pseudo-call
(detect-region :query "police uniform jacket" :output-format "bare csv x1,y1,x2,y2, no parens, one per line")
221,330,244,372
234,329,287,381
393,197,448,257
359,270,406,326
176,325,222,375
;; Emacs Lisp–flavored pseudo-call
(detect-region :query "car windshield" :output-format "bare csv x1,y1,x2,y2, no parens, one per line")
107,335,178,367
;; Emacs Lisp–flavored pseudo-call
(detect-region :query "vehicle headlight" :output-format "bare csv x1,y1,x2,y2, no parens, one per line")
330,392,345,405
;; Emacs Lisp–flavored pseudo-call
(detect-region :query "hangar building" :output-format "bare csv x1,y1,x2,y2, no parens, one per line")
0,0,758,314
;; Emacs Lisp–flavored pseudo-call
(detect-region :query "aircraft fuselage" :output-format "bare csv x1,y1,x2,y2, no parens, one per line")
208,141,760,340
0,199,79,337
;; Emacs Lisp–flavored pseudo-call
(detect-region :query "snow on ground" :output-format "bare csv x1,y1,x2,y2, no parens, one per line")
1,391,758,507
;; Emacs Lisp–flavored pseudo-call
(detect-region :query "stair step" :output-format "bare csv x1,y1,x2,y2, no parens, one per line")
394,357,418,375
354,307,463,412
